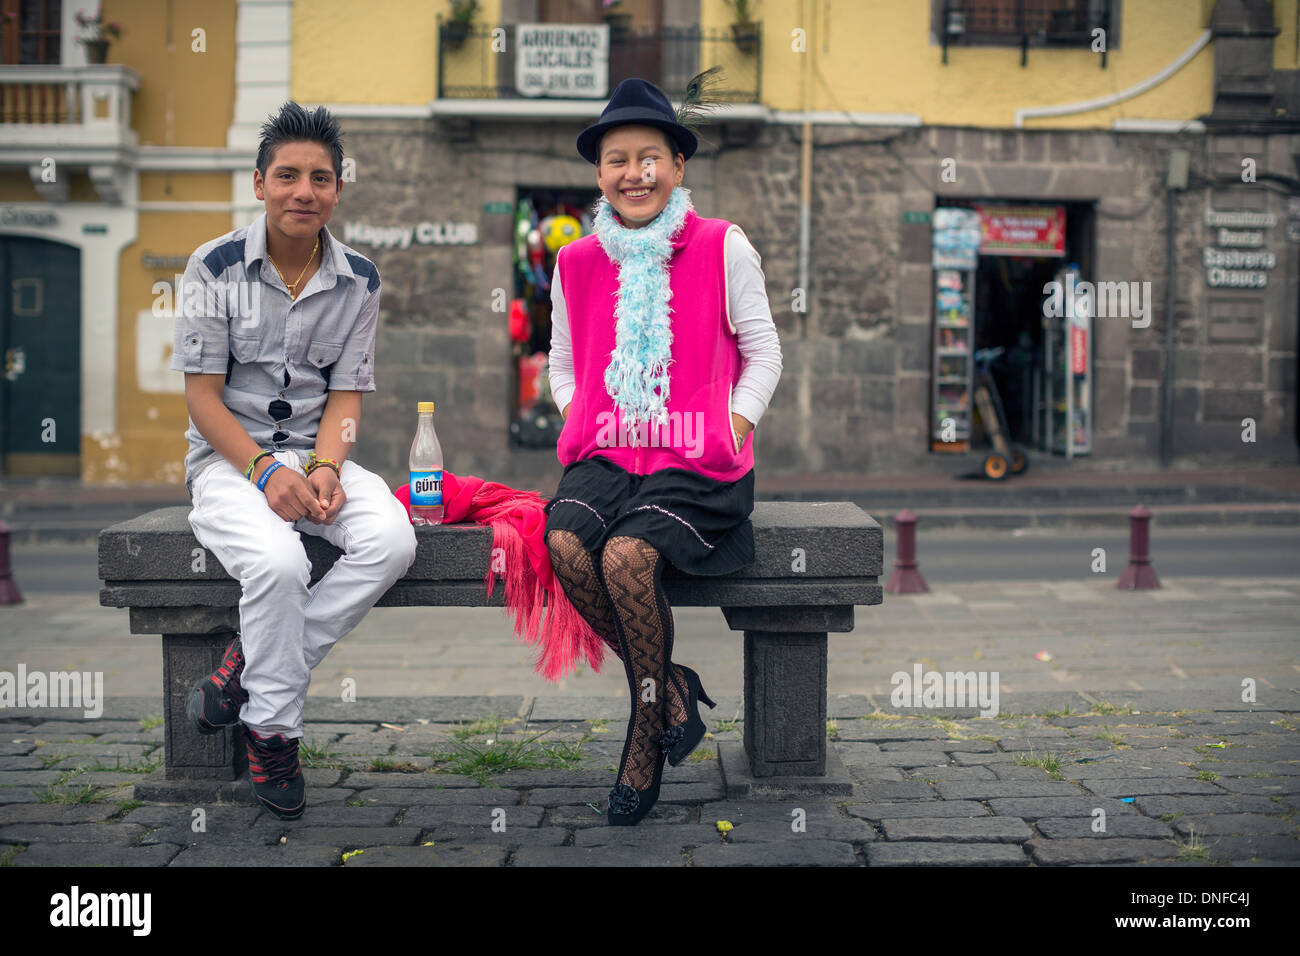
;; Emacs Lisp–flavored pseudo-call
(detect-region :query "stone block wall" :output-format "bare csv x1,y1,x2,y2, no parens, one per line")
332,115,1298,489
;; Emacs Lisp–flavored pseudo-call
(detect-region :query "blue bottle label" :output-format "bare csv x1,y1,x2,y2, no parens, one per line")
410,470,443,506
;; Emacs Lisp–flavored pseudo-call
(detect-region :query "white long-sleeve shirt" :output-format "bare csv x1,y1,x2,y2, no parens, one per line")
547,227,783,425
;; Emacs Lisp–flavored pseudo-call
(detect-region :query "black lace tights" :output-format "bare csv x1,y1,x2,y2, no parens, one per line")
547,529,686,791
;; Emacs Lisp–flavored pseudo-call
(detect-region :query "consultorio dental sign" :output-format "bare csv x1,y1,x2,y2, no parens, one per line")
343,221,477,250
1203,209,1277,288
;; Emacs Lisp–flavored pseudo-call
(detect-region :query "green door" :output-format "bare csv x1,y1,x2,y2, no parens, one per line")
0,236,81,475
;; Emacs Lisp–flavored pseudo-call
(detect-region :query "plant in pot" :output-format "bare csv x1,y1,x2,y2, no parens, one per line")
725,0,758,55
76,7,123,64
603,0,632,41
442,0,479,51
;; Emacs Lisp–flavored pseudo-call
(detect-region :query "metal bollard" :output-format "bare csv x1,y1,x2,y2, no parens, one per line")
1117,503,1160,590
885,508,929,594
0,520,23,605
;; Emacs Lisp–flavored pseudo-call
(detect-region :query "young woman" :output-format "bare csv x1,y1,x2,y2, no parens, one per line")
544,77,783,825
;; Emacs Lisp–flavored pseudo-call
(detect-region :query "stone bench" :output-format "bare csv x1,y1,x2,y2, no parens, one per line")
98,502,882,799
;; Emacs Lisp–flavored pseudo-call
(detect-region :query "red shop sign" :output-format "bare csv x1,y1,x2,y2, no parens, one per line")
977,204,1066,257
1070,323,1088,374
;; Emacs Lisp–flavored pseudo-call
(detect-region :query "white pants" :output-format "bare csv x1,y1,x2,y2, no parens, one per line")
187,451,417,738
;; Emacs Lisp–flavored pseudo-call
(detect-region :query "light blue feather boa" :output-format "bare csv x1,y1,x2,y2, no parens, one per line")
593,185,694,433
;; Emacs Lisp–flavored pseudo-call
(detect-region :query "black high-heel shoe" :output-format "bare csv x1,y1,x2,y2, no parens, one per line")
661,665,716,767
607,748,666,826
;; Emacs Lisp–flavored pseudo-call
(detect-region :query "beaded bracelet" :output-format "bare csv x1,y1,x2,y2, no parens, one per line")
305,452,340,478
245,450,273,481
256,460,284,492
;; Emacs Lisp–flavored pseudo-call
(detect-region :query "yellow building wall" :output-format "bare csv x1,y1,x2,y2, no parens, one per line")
749,0,1214,127
86,173,235,484
70,3,237,481
0,170,108,202
1276,0,1300,71
293,0,505,103
0,171,46,202
103,0,237,146
0,170,45,201
292,1,1218,128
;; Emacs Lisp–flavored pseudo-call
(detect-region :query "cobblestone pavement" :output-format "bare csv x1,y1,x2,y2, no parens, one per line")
0,696,1297,867
3,571,1298,866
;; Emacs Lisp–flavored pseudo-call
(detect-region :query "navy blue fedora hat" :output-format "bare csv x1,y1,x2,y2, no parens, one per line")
576,77,698,164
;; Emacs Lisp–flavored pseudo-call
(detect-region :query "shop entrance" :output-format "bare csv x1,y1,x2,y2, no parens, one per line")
930,201,1095,463
508,186,598,448
974,255,1061,448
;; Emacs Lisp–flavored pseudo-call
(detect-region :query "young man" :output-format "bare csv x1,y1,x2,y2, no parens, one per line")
171,102,416,819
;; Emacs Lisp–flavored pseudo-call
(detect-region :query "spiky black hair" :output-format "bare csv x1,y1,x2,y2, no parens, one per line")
255,101,345,180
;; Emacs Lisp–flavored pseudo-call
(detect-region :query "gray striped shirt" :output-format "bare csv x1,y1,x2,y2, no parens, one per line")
170,212,381,495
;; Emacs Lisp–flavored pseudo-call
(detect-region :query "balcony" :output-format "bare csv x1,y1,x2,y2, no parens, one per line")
0,64,139,202
0,64,139,146
437,21,761,106
939,0,1116,67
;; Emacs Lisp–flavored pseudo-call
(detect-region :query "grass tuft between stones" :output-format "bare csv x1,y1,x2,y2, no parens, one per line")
421,727,590,784
449,714,521,742
1171,824,1215,863
36,764,130,806
298,739,349,770
0,845,26,867
1090,698,1136,716
367,758,423,773
1014,748,1065,780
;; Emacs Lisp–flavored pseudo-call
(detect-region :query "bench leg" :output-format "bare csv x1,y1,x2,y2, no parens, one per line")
162,633,247,780
743,630,827,777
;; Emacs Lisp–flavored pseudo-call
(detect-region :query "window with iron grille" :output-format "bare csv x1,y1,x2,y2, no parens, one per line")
1,0,62,65
933,0,1119,65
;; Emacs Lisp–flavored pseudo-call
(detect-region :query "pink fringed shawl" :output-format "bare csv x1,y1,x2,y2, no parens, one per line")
394,471,607,681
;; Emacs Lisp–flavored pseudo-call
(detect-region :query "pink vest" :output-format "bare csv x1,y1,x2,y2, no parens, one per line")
555,207,754,482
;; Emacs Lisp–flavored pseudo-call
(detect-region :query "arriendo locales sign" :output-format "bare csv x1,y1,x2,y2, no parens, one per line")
515,24,609,98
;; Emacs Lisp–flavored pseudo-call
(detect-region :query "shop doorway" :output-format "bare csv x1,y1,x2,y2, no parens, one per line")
974,255,1059,447
508,186,599,448
930,200,1095,462
0,235,81,475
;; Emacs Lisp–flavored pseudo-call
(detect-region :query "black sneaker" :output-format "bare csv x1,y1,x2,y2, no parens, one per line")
244,727,305,820
186,636,248,735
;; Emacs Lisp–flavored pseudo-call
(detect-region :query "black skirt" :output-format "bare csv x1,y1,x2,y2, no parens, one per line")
543,455,756,576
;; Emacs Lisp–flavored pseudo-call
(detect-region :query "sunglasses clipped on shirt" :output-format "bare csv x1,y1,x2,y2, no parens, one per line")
269,368,291,443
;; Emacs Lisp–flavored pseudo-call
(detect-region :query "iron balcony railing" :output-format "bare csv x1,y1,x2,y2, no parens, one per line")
940,0,1115,67
437,20,761,103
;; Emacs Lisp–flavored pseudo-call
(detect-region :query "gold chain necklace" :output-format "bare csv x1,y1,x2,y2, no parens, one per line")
267,236,319,299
